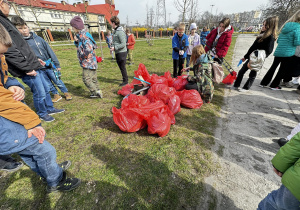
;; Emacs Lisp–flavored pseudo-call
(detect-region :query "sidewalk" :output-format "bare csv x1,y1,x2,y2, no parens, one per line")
203,34,300,209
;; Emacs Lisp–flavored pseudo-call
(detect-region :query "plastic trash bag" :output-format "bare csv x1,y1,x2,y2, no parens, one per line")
173,75,188,91
117,84,133,96
167,94,181,115
134,63,151,82
112,107,146,132
177,89,203,109
146,84,176,104
121,94,150,109
147,109,171,137
222,71,237,85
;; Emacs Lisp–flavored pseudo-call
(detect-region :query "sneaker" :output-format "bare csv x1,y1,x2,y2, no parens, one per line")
230,86,239,90
58,160,71,171
285,81,294,88
64,92,72,101
41,114,55,122
96,90,103,98
239,88,249,92
258,84,266,88
128,63,133,66
270,87,282,90
292,77,300,85
119,82,128,87
90,94,98,98
48,108,65,115
1,161,23,172
52,94,62,103
277,138,288,147
41,160,71,184
47,172,81,193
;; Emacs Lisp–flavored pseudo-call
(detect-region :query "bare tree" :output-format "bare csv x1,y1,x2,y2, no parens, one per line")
174,0,192,22
188,0,198,23
263,0,300,27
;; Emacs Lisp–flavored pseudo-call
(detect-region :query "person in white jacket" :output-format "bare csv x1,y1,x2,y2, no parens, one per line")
186,23,200,68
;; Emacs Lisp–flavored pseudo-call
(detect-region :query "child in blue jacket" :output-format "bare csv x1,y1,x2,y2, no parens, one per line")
106,30,114,60
172,23,189,77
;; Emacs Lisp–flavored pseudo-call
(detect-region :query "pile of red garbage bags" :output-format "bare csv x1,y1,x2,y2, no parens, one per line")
112,64,203,137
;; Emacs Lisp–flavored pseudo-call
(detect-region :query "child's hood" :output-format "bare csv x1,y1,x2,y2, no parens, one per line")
24,32,38,40
199,54,209,63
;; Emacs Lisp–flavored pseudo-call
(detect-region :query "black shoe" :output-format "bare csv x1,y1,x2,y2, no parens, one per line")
277,138,288,147
58,160,71,171
1,161,23,172
41,160,72,184
46,172,81,193
119,82,128,87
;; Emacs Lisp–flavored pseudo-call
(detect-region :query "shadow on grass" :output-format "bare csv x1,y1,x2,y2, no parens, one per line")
90,144,242,209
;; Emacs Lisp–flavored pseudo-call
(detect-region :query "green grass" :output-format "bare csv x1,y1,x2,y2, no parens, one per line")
0,37,236,209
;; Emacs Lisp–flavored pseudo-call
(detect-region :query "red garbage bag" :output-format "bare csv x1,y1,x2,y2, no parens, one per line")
121,94,150,109
112,107,146,132
146,84,176,103
164,71,175,87
177,89,203,109
173,75,188,91
167,94,181,115
222,71,237,85
131,100,166,119
147,109,171,137
148,74,169,86
134,63,151,82
117,84,133,96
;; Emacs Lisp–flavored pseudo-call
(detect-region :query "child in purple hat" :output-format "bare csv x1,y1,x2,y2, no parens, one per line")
70,16,103,98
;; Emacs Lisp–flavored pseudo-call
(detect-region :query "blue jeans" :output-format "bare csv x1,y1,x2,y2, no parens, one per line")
186,55,191,67
40,68,68,95
258,185,300,210
18,140,63,187
22,70,55,117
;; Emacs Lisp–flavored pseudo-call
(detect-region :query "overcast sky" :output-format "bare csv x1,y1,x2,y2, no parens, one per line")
52,0,270,25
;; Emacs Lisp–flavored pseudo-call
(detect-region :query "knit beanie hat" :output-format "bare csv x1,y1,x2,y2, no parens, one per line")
190,23,197,31
70,16,84,30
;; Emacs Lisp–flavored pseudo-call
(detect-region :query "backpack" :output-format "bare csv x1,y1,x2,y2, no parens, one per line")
186,54,214,103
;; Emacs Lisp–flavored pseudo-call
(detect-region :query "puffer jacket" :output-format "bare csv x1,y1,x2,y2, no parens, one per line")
205,26,234,58
274,22,300,57
0,56,41,155
127,34,136,50
74,29,98,69
272,132,300,201
0,10,42,78
112,26,127,54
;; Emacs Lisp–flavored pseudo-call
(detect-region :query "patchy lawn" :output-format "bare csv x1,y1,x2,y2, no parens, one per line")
0,36,236,209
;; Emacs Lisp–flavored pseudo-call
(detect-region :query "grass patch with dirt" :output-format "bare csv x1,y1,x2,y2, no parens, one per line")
0,36,236,209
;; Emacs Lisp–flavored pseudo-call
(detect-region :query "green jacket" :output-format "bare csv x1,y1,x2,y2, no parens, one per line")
274,22,300,57
112,26,127,54
272,132,300,201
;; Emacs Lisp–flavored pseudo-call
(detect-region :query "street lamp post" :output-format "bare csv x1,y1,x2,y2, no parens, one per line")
209,4,215,29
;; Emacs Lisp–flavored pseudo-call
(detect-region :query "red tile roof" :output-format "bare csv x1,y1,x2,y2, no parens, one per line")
7,0,119,23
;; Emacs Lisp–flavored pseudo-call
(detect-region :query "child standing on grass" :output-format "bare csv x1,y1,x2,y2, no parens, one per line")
11,16,72,102
70,16,103,98
172,23,189,77
126,28,136,65
106,30,114,60
232,16,278,92
186,23,200,67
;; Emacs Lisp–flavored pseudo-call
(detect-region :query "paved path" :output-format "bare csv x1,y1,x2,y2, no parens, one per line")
203,34,300,209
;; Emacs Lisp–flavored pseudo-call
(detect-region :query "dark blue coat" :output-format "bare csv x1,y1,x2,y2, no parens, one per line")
172,33,189,59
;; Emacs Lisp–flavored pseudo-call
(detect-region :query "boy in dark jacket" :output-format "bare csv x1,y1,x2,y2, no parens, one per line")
0,2,64,122
11,16,72,102
172,23,189,78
